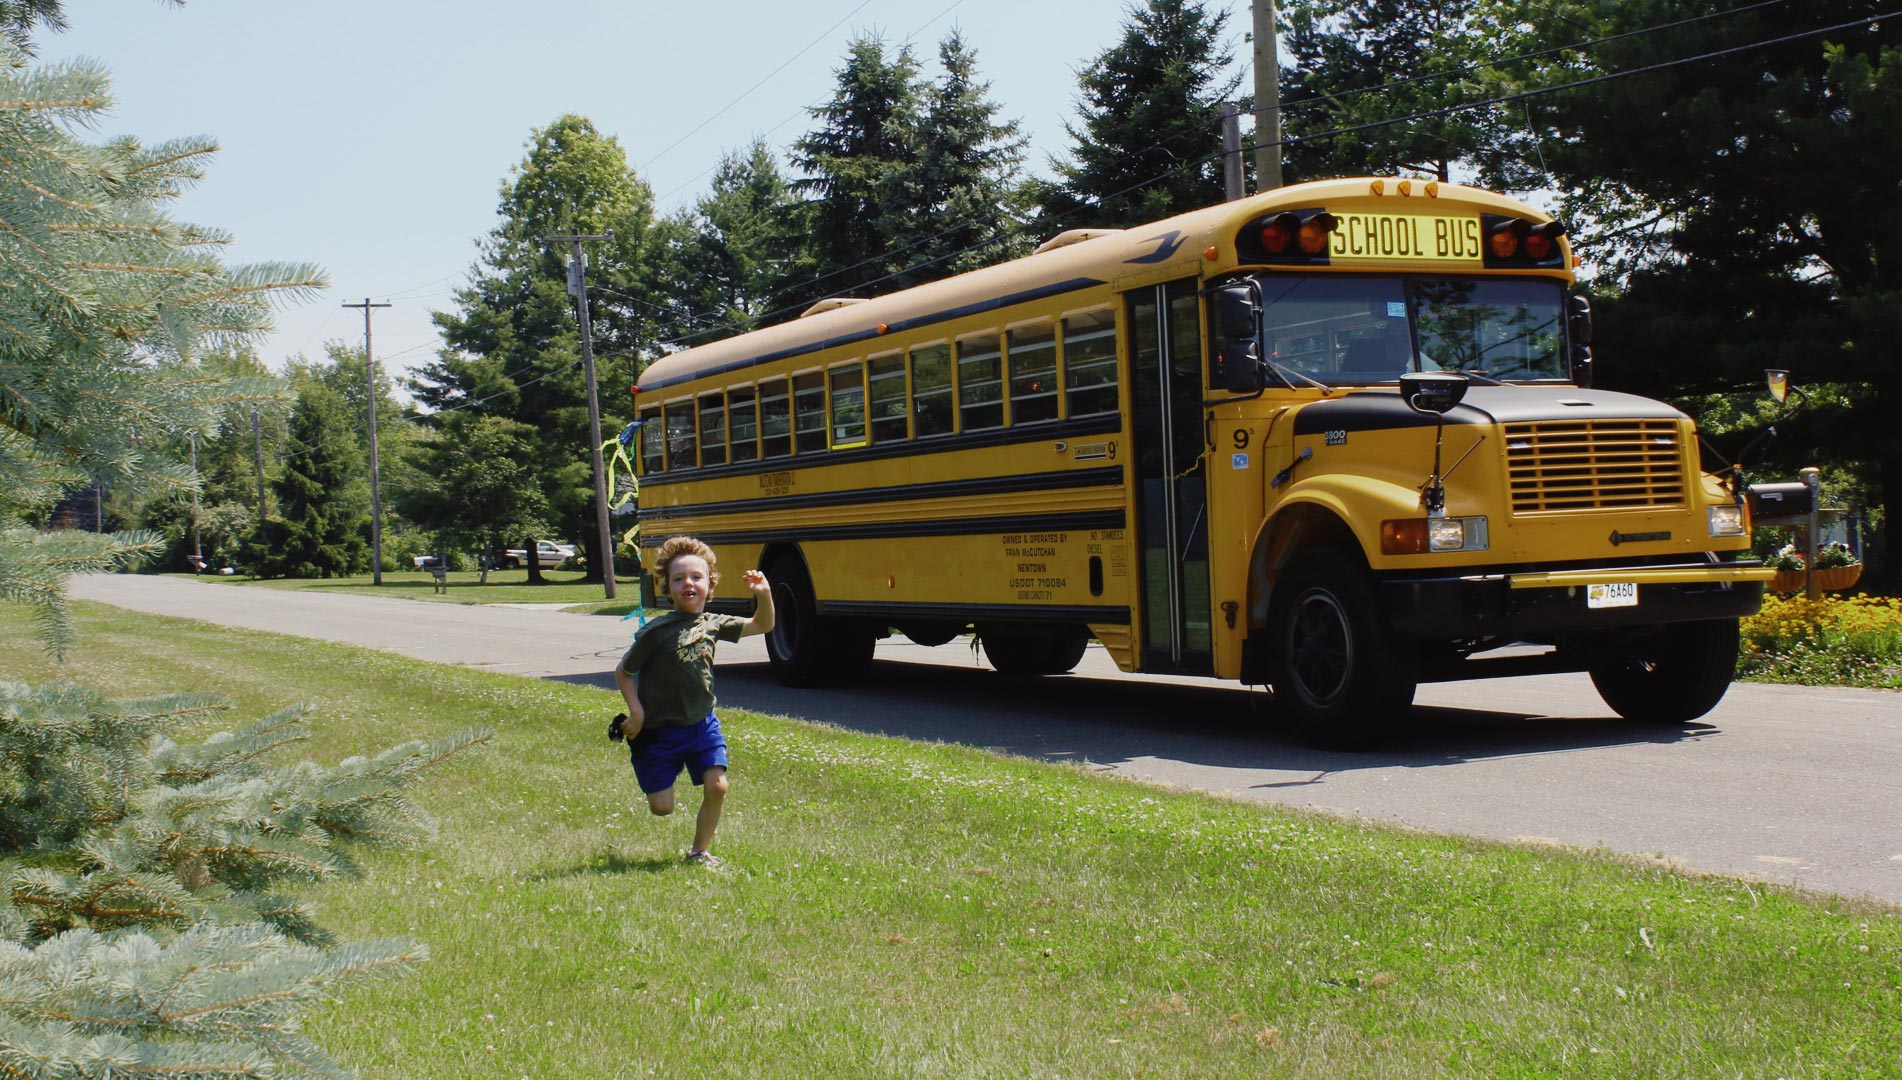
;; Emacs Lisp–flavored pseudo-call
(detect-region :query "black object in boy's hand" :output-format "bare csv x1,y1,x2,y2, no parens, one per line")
608,713,657,750
608,713,628,741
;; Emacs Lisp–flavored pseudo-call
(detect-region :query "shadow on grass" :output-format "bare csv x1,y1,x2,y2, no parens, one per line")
535,849,682,880
548,653,1715,778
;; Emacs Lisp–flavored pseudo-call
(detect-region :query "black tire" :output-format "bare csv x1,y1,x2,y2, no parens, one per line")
1266,548,1417,750
764,557,875,687
1588,619,1740,724
978,626,1090,675
899,621,964,648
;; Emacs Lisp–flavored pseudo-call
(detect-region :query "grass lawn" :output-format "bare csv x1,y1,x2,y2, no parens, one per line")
179,568,626,608
4,604,1896,1079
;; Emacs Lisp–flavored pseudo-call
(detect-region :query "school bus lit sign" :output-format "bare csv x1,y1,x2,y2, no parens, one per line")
1329,212,1484,264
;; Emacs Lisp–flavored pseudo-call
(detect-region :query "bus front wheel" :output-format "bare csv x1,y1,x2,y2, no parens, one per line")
978,626,1089,675
1588,619,1739,724
765,558,874,687
1266,549,1417,750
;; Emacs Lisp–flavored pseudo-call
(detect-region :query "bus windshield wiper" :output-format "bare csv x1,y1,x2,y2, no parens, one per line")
1265,357,1334,394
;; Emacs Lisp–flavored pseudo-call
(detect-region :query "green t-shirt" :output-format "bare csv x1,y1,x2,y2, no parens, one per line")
618,610,748,727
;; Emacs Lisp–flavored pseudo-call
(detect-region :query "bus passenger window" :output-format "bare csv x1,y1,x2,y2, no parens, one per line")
760,378,791,457
830,364,867,448
868,354,908,443
911,345,953,437
958,334,1004,432
1063,309,1118,417
727,387,758,464
698,393,727,467
664,401,697,470
793,372,827,454
638,405,663,474
1008,322,1058,424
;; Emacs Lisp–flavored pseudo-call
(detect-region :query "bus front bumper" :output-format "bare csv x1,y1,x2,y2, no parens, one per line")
1380,564,1774,640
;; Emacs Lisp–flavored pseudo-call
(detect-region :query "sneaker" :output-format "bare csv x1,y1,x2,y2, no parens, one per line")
684,849,724,870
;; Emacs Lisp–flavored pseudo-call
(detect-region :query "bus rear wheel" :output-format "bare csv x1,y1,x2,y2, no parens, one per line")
978,626,1089,675
1266,548,1416,750
765,557,874,687
1588,619,1739,724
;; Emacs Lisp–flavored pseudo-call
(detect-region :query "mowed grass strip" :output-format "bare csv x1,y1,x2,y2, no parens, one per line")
179,568,615,606
4,605,1896,1080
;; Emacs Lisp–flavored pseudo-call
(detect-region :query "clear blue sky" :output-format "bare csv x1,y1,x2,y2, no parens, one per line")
47,0,1257,383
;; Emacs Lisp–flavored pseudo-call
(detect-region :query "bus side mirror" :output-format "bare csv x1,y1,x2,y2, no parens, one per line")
1210,283,1263,394
1568,293,1594,387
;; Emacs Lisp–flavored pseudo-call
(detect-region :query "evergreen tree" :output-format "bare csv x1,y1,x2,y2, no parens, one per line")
256,383,367,579
415,114,655,583
1034,0,1242,230
1277,0,1535,187
1499,0,1899,583
908,30,1033,277
0,681,487,1079
0,31,320,651
0,10,482,1078
786,34,924,304
397,412,551,567
650,140,802,346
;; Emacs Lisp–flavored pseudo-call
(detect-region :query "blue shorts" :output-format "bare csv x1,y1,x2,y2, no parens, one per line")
628,712,729,795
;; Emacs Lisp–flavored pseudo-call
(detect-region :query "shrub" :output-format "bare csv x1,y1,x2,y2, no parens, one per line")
1738,593,1902,687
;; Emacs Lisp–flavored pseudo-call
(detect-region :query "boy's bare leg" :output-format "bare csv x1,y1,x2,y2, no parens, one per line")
691,767,728,852
647,788,676,816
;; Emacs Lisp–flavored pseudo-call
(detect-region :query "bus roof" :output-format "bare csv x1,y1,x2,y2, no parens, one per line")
635,178,1556,394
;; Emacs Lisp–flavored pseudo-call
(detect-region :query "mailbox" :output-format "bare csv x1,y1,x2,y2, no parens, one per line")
1747,481,1814,519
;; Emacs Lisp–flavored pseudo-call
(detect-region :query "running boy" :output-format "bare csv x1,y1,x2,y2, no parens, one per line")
614,536,773,868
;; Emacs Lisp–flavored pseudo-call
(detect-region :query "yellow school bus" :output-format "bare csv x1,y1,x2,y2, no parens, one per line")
630,177,1775,747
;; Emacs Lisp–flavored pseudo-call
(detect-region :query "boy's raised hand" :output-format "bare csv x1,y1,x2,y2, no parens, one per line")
742,569,769,595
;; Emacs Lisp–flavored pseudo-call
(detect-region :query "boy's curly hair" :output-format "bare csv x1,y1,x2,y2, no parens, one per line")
654,535,719,587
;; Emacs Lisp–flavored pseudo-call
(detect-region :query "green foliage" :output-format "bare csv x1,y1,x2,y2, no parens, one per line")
0,36,317,651
1034,0,1241,229
1738,593,1902,687
255,384,367,579
903,31,1031,278
416,114,653,581
0,678,488,1077
1493,0,1900,584
649,140,801,345
1279,0,1535,187
787,34,926,303
397,413,551,566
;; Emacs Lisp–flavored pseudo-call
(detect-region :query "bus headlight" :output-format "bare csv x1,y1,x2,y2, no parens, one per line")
1382,516,1490,554
1709,503,1746,536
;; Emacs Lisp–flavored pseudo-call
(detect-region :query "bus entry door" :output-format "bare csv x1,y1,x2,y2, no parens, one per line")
1129,279,1212,673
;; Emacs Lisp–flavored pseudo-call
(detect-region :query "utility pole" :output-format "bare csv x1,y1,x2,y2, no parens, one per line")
1221,103,1245,201
541,231,617,601
188,432,203,568
1253,0,1284,191
343,298,393,585
251,406,268,531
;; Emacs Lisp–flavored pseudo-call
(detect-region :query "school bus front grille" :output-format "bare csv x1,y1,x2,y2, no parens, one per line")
1503,419,1686,513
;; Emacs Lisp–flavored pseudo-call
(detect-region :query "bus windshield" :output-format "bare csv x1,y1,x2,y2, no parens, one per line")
1256,276,1568,385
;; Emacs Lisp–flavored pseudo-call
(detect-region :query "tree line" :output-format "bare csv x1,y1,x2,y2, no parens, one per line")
85,0,1902,589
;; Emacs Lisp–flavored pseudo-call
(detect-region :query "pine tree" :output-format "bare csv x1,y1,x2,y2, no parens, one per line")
907,31,1032,278
650,140,802,345
1277,0,1533,187
786,34,924,305
1,14,483,1077
1034,0,1241,230
0,33,321,652
0,680,488,1079
256,384,368,579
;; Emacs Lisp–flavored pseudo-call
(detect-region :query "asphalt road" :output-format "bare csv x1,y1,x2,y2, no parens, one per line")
69,573,1902,905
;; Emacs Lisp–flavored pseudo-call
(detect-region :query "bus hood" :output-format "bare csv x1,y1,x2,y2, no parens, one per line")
1290,385,1688,436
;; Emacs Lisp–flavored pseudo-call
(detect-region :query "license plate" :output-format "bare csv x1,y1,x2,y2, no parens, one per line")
1587,582,1639,609
1328,213,1485,264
